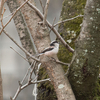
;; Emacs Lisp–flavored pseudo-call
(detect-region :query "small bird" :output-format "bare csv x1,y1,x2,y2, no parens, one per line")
38,40,59,57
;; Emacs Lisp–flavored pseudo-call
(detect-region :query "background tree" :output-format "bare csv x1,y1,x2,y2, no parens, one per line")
0,68,3,100
59,0,100,100
0,0,4,100
0,0,100,100
6,0,75,100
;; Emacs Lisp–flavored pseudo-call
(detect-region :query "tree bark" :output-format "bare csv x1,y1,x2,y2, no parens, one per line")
7,0,36,64
58,0,86,64
0,68,3,100
7,0,76,100
0,0,4,99
41,55,75,100
68,0,100,99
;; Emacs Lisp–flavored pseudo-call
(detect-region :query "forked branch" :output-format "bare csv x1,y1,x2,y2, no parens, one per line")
27,1,74,53
0,0,29,35
43,0,50,26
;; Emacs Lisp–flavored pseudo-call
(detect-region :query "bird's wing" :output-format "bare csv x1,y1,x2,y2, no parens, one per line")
41,47,54,53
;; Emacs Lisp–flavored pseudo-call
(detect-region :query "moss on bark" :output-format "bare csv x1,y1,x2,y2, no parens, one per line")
58,0,100,100
58,0,86,73
37,67,57,100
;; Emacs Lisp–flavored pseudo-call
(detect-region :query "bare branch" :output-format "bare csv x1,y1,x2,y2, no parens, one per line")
43,0,50,26
31,78,51,83
39,0,44,14
0,0,4,16
21,62,34,84
11,77,50,100
1,28,40,62
11,82,30,100
55,60,70,66
27,1,74,53
0,13,13,20
12,61,35,100
49,17,56,33
1,7,6,27
11,62,48,100
0,0,5,35
32,63,41,97
28,61,37,81
0,0,29,35
54,15,84,27
10,46,28,62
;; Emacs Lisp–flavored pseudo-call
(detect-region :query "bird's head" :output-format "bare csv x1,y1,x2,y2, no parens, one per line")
50,40,59,48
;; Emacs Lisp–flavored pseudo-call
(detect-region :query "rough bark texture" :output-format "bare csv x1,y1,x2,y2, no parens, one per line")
0,0,4,99
67,0,100,100
7,0,36,64
41,55,75,100
7,0,76,100
0,68,3,100
0,0,4,16
58,0,86,67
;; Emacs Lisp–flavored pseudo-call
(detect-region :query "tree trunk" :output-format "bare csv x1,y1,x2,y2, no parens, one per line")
6,0,36,64
0,0,4,99
0,68,3,100
58,0,86,65
58,0,100,99
7,0,76,100
68,0,100,99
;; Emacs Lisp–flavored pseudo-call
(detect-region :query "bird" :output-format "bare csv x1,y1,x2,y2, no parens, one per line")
37,40,59,57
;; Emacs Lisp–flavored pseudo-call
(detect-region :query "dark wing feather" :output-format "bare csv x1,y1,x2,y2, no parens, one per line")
42,48,54,53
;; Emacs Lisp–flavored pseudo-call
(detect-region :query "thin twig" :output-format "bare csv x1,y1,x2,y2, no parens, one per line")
32,63,41,97
1,8,6,27
49,17,56,33
10,46,28,62
1,28,40,62
12,61,36,100
43,0,50,26
0,13,13,20
11,82,31,100
27,1,74,53
12,62,42,100
28,61,37,81
0,0,5,16
55,60,70,66
64,52,76,75
31,78,51,83
21,61,34,84
50,58,70,66
11,77,51,100
39,0,44,14
54,15,84,27
0,0,29,35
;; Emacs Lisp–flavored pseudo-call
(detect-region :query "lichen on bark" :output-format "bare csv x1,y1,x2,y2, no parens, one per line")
58,0,100,100
58,0,86,73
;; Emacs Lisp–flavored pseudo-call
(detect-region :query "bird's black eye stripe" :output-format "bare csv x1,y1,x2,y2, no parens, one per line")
50,40,58,46
52,41,58,44
50,43,55,46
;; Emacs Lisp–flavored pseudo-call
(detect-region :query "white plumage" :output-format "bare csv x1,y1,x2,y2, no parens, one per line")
38,40,59,57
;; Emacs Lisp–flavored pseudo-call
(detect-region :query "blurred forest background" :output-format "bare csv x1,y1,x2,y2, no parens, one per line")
0,0,63,99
